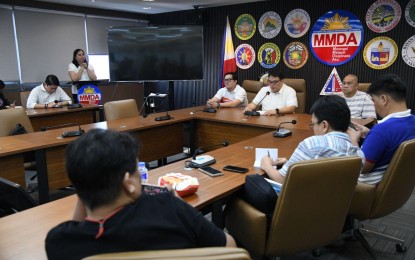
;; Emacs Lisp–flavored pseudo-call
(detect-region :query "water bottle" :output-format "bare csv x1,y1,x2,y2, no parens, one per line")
138,162,148,183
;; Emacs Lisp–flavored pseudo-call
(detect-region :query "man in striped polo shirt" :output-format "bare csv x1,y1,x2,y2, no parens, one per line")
340,74,376,120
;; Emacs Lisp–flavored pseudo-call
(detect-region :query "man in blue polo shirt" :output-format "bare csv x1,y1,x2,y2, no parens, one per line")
349,74,415,185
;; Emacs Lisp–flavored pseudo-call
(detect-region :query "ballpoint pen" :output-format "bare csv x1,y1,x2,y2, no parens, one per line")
267,150,270,157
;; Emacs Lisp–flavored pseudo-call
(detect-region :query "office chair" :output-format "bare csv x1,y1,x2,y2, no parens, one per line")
0,177,36,217
225,156,362,258
0,107,34,136
83,247,250,260
104,99,140,121
347,138,415,258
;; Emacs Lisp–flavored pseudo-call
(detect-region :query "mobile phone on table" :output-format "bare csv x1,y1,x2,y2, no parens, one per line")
198,166,224,177
223,165,249,173
141,184,169,195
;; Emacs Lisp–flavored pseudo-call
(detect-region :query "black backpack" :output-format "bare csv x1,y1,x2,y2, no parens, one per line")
244,174,278,219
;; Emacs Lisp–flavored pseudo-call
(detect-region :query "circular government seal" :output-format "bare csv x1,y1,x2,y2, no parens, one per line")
258,11,282,39
283,42,309,69
402,35,415,67
257,43,280,69
366,0,402,33
235,44,256,69
234,14,256,40
284,9,311,38
405,0,415,27
310,10,364,66
363,36,398,69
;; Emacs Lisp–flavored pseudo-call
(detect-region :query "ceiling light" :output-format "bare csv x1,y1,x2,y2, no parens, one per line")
142,0,155,2
143,6,152,10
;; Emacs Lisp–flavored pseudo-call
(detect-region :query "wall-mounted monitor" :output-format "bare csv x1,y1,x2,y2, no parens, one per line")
108,25,204,82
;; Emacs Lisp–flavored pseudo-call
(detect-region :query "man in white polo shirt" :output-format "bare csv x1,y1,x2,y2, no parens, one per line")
206,72,248,109
244,71,297,115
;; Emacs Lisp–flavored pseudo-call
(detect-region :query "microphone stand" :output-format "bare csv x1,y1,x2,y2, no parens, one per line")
273,120,297,138
244,91,270,116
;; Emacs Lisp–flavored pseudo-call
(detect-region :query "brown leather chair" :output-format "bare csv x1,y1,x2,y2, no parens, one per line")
83,247,250,260
241,78,306,113
348,138,415,258
225,156,362,258
242,80,264,104
358,83,371,93
0,107,34,136
19,91,31,109
104,99,139,121
285,78,306,114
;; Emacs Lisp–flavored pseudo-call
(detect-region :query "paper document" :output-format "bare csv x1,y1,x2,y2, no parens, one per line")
257,110,266,115
254,148,278,168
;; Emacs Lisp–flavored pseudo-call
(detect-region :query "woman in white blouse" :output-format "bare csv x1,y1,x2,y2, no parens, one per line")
68,49,97,103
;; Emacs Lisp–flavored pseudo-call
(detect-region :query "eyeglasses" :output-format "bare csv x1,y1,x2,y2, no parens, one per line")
268,79,281,84
223,78,234,82
309,121,322,129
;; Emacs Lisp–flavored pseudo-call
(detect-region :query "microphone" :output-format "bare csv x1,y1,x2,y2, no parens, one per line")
244,91,270,116
187,140,230,168
40,122,77,131
62,125,85,138
273,120,297,138
153,93,172,121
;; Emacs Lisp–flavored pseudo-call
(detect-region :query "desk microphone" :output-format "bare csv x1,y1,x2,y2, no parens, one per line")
187,140,230,168
40,123,77,131
62,124,85,138
244,91,270,116
155,111,172,121
273,120,297,138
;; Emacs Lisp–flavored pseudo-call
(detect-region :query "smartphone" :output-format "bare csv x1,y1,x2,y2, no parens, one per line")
141,184,169,195
349,122,357,131
198,166,224,177
223,165,249,173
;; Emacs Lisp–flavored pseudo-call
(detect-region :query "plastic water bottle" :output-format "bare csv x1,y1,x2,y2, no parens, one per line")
138,162,148,183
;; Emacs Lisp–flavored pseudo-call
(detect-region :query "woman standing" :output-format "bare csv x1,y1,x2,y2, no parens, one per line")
68,49,97,103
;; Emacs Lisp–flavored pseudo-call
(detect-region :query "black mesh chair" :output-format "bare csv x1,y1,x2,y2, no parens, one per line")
0,177,36,217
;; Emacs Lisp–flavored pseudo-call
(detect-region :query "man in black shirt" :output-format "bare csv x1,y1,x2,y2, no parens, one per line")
45,129,236,260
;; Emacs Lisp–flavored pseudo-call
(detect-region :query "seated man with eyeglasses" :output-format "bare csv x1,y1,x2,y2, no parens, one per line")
261,95,365,184
206,72,248,108
244,71,297,116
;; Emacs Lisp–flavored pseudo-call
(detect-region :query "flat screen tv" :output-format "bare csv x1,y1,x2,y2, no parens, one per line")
108,25,204,82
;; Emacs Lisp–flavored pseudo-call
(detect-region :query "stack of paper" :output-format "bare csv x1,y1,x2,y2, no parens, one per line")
254,148,278,168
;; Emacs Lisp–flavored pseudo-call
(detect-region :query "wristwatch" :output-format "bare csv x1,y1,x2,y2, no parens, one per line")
275,108,279,115
217,102,221,109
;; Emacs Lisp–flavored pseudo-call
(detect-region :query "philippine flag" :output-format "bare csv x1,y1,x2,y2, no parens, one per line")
220,16,236,87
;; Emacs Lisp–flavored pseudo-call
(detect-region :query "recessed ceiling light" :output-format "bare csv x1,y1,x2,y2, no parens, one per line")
142,0,155,2
143,6,152,10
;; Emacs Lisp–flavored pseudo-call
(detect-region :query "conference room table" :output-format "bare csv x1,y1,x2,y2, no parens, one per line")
0,106,375,260
26,104,104,131
0,126,312,260
0,106,314,204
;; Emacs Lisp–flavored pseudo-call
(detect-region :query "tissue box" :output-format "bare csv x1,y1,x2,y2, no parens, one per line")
158,173,199,197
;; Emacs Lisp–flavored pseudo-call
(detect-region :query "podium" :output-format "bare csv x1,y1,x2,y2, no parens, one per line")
68,80,106,105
